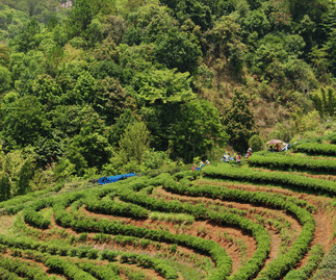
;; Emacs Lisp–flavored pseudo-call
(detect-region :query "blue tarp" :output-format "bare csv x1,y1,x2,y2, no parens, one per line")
98,173,137,185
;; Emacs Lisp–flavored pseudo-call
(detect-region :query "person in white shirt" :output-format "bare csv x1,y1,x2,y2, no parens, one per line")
223,154,230,163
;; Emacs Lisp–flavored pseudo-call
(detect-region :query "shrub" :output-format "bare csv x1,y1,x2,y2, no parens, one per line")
248,135,265,152
249,153,336,172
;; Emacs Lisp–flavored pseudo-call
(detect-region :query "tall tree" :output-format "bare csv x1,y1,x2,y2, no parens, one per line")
0,173,11,202
118,121,150,165
223,91,259,152
154,28,202,74
67,0,93,38
17,20,40,53
1,96,51,150
206,15,247,78
0,45,11,67
170,100,228,162
288,0,329,23
16,157,35,195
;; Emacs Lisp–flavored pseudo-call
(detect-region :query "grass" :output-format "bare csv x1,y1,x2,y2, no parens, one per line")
40,208,53,221
162,258,207,280
150,212,195,225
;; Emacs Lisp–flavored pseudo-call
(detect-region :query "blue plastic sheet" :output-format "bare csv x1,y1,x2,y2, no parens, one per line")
98,173,137,185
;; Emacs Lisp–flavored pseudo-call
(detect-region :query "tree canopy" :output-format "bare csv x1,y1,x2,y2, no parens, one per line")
0,0,334,178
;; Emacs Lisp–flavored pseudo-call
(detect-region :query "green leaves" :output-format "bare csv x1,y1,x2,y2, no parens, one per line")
249,153,336,172
170,99,228,162
46,257,95,280
0,66,12,93
296,143,336,156
164,176,315,280
17,20,41,53
204,164,336,196
132,68,195,104
23,207,51,229
0,173,11,202
1,95,51,149
85,199,149,219
223,91,258,152
154,28,202,74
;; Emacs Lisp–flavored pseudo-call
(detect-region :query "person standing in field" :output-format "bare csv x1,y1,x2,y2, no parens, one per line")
236,153,242,167
192,164,196,171
224,153,230,163
246,150,252,162
206,159,210,166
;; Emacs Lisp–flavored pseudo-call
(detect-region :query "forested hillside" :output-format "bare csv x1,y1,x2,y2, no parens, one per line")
0,0,336,189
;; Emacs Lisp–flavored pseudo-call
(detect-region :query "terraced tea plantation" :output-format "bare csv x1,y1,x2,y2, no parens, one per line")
1,150,336,280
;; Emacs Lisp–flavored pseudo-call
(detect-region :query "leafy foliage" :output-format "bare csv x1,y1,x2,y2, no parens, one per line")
0,0,335,179
223,91,259,152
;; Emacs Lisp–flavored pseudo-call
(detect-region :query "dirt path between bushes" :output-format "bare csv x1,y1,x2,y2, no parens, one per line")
18,212,205,279
295,211,333,270
80,206,254,274
197,178,334,209
196,179,335,272
4,246,167,280
154,187,302,270
1,253,68,279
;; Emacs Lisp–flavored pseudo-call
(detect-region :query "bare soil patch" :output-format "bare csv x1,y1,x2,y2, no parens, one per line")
81,206,256,273
155,187,302,268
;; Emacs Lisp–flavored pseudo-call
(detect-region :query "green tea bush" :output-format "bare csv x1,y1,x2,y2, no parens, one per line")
284,244,324,280
23,208,51,229
85,199,149,219
45,257,95,280
249,154,336,172
0,257,49,280
101,250,118,261
204,165,336,196
75,262,122,280
295,143,336,156
312,244,336,280
162,179,315,280
0,267,21,280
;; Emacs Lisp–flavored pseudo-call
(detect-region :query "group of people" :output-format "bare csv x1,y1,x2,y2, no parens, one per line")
270,142,290,152
222,151,242,165
222,148,253,165
191,159,210,171
190,147,254,171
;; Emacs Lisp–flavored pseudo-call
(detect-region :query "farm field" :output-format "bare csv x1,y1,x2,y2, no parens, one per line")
0,151,336,280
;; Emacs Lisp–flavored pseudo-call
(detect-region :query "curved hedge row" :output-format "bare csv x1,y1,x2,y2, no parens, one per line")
119,252,179,279
249,154,336,172
203,165,336,196
0,234,179,280
295,143,336,156
117,182,271,280
119,189,207,218
85,199,149,219
0,266,21,280
75,262,122,280
23,208,51,229
0,256,49,280
284,244,324,280
52,197,233,280
162,179,315,280
46,257,95,280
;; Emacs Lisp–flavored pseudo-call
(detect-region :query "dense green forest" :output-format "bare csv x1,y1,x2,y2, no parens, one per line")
1,0,336,196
